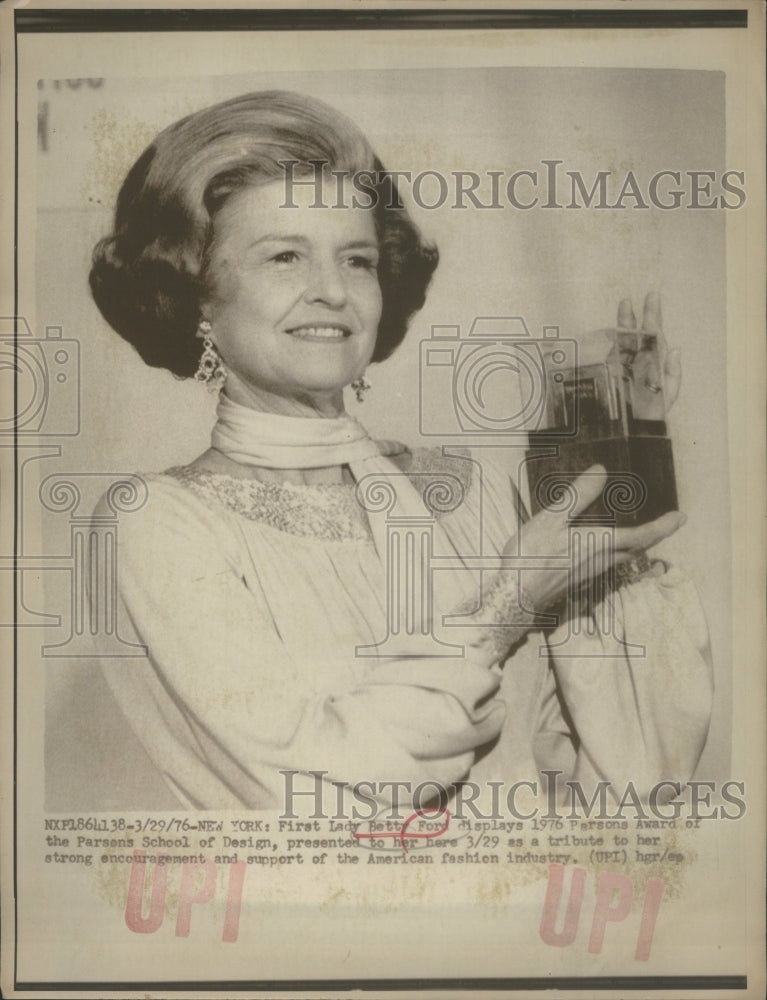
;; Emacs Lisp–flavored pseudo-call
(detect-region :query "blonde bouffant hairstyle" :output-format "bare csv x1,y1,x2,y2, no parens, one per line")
90,90,438,377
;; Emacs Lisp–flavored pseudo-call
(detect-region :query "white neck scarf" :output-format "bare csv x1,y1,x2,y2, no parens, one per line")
211,395,476,655
212,394,382,469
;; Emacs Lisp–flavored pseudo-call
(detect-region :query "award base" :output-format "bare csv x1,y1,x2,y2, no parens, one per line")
526,431,678,527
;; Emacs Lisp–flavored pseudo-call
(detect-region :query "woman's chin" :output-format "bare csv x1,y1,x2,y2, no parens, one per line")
281,371,361,400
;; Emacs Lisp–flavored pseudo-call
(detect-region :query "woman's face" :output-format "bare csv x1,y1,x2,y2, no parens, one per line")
202,178,382,412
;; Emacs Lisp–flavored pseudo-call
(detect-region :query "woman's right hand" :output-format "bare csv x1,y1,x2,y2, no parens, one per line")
505,465,686,614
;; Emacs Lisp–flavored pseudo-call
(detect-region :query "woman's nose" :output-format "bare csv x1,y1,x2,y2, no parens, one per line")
303,258,347,307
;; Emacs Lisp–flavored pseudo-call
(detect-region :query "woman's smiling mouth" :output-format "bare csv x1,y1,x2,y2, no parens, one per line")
286,325,352,341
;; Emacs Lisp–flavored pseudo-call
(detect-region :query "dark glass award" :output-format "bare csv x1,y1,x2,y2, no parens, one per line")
525,328,678,526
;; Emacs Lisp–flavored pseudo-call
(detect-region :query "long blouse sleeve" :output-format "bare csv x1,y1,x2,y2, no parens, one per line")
97,478,506,811
533,565,714,801
444,450,714,800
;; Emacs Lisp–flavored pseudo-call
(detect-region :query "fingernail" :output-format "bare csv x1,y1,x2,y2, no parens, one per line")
617,299,633,326
677,513,688,527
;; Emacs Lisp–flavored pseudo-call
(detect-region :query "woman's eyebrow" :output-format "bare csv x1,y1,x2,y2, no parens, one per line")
245,235,380,252
246,233,310,250
341,240,380,252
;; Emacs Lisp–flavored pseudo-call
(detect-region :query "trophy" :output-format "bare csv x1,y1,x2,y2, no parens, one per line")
525,328,678,526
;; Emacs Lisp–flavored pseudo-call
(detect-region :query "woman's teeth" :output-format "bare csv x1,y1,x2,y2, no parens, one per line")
288,326,348,340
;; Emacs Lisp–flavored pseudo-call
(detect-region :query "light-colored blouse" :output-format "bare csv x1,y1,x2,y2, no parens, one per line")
98,448,713,811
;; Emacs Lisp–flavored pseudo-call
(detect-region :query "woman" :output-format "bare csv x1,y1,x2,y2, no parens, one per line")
88,90,712,812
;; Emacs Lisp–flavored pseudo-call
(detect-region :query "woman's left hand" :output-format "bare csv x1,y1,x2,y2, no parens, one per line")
618,291,682,415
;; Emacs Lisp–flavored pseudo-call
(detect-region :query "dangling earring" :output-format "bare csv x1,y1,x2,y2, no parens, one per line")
350,374,371,403
194,319,226,391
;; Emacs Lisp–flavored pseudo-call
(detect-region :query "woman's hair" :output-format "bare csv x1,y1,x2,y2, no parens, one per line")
89,90,439,377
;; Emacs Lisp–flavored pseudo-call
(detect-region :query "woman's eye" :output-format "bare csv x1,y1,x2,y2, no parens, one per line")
347,255,378,271
271,250,299,264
